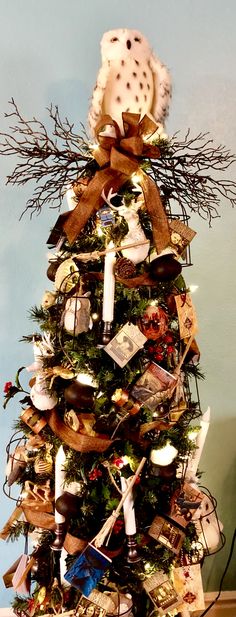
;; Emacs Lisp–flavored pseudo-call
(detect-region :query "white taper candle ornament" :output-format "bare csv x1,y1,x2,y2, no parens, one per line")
60,547,71,587
187,407,211,480
120,476,136,535
102,240,116,322
55,445,67,524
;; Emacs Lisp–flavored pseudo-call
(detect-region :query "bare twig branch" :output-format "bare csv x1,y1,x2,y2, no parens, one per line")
0,100,236,223
150,131,236,224
0,99,93,215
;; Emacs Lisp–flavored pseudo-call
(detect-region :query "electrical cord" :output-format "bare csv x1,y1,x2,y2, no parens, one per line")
199,528,236,616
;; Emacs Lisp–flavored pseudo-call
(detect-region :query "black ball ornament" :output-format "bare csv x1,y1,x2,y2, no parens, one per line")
64,381,95,409
46,260,62,282
149,255,182,282
55,491,81,518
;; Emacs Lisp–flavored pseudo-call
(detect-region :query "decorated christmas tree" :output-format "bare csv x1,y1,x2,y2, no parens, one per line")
1,28,235,617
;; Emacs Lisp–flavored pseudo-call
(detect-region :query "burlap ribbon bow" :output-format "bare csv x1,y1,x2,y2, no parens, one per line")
63,112,170,253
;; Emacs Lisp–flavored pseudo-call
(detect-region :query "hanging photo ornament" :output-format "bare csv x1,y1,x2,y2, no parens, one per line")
104,322,147,368
138,305,168,340
169,218,196,257
169,483,204,528
76,595,108,616
143,570,181,616
148,515,185,555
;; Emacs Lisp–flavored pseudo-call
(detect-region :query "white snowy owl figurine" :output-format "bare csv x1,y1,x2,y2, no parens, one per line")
88,28,171,138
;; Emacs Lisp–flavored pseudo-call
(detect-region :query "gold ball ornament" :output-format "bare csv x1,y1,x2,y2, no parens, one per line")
64,409,81,432
34,445,53,474
54,258,79,293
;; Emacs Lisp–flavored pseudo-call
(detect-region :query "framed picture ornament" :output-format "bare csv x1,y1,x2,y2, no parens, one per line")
148,515,185,555
143,570,181,615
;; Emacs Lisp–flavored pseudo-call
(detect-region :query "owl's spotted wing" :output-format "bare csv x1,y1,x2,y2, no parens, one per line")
149,53,172,125
88,60,110,138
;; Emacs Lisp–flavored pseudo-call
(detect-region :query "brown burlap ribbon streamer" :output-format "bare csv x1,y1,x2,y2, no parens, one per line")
63,112,170,252
46,408,113,453
22,507,122,558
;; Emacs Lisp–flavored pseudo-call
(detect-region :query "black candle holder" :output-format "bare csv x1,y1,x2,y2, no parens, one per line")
50,522,66,551
126,534,141,563
100,321,113,346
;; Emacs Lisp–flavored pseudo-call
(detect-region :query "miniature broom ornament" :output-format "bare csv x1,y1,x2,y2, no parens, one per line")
93,457,146,548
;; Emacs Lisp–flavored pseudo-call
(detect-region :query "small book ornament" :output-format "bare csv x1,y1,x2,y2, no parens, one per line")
131,362,177,411
64,543,112,597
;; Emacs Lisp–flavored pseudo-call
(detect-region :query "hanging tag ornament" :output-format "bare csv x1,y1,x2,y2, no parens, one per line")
104,322,147,368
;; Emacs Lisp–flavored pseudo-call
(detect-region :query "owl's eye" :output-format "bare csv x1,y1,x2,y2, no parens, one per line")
134,37,141,43
111,37,119,43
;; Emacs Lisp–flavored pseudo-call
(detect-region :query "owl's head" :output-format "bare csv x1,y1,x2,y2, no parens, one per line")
101,29,152,63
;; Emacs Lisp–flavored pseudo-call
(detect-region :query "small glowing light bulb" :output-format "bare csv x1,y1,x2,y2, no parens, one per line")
121,455,129,467
188,428,200,442
77,373,95,387
189,285,199,293
131,172,142,185
149,299,158,307
144,562,151,572
91,312,99,321
150,441,178,466
97,225,104,237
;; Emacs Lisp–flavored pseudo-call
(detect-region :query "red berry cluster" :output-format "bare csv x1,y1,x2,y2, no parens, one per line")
113,518,124,534
112,457,124,468
4,381,13,393
147,332,176,362
88,468,102,481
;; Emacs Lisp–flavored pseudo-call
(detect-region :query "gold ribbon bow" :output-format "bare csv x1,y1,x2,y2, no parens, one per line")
63,112,170,252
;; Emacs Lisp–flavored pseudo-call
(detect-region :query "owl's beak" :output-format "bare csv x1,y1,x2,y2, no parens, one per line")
126,39,131,50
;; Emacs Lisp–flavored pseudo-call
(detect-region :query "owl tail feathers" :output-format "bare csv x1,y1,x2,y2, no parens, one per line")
149,52,172,126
